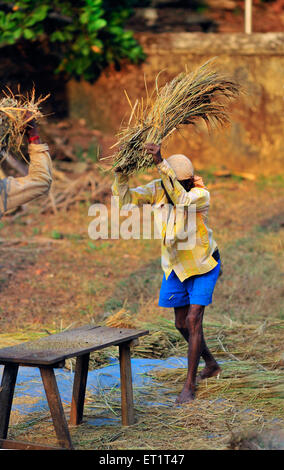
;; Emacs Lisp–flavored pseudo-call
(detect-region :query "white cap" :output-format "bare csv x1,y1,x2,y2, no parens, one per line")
166,154,194,180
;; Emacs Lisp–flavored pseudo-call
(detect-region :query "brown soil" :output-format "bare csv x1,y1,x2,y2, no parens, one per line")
0,117,283,332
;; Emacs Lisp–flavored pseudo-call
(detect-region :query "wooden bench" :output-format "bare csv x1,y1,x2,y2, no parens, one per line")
0,325,148,450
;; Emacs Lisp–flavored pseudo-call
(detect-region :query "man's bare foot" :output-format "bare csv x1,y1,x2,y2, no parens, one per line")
175,386,195,405
196,364,221,384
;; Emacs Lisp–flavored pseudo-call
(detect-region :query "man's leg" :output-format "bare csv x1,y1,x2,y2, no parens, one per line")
174,305,220,403
174,305,190,342
175,304,204,403
196,322,221,383
174,305,220,375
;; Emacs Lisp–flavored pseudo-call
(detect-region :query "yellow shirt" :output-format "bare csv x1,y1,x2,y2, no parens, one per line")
0,143,52,216
112,159,218,282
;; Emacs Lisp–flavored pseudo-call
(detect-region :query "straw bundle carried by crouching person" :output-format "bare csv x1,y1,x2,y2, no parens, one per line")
0,89,52,216
0,89,48,162
112,60,241,404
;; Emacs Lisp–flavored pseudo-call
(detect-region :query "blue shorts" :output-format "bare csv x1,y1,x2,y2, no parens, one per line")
158,259,221,307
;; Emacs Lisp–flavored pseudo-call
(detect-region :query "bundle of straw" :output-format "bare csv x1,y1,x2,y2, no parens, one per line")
113,60,241,175
105,307,138,329
0,89,47,160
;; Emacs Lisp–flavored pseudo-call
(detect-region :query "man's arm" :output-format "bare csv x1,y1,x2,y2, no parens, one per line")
0,116,52,215
145,143,209,210
112,169,157,208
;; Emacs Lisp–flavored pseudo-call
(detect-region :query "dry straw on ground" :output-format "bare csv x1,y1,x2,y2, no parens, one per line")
0,88,47,161
113,59,241,175
2,316,283,449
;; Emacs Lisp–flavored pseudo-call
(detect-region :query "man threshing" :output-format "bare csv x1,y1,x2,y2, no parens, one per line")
111,61,240,404
0,95,52,217
112,144,221,404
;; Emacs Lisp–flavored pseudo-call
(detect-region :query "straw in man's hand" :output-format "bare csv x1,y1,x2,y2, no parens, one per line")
113,59,242,176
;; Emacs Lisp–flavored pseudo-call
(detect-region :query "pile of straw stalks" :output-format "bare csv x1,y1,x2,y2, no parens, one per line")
113,60,241,175
105,310,187,359
79,312,284,370
0,89,47,160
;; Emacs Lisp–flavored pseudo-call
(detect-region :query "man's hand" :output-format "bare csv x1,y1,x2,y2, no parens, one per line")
144,143,162,165
23,111,40,143
114,166,123,174
23,111,36,131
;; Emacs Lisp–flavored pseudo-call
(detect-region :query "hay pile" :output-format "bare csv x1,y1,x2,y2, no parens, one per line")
0,89,47,160
105,311,187,359
113,60,241,175
105,307,138,329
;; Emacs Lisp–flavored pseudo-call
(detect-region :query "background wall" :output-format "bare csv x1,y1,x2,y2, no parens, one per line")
67,32,284,175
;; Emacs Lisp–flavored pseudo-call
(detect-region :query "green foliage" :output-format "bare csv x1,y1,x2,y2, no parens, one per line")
256,174,284,189
87,240,111,251
0,1,145,81
50,229,63,239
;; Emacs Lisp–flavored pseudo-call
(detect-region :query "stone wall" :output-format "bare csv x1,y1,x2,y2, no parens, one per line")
67,33,284,175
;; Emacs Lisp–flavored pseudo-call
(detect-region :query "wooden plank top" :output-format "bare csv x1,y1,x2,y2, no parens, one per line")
0,325,149,366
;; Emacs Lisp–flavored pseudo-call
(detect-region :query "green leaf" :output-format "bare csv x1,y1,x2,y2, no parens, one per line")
88,18,107,31
79,12,89,24
81,46,90,56
50,30,72,42
23,28,35,39
108,26,123,35
13,28,22,39
86,0,102,6
25,5,49,26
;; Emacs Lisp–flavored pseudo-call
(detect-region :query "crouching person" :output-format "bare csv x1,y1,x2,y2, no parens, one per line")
0,113,52,215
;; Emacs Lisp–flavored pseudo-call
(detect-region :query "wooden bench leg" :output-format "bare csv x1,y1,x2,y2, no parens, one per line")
40,367,73,449
70,353,90,425
119,342,135,426
0,364,19,439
